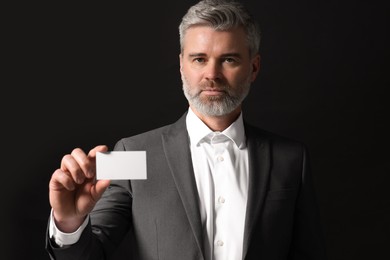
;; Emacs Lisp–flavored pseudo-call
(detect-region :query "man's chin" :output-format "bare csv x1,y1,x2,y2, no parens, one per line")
192,102,233,117
201,95,226,102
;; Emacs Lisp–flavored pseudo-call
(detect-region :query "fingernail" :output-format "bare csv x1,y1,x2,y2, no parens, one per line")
87,171,93,178
77,177,85,184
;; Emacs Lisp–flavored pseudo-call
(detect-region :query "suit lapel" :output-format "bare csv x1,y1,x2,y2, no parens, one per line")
160,116,270,259
242,124,271,259
161,113,205,258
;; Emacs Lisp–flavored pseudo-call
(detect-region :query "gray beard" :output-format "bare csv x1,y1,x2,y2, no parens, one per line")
181,76,251,117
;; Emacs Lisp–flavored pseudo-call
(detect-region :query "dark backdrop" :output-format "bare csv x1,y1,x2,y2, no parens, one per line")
3,1,389,259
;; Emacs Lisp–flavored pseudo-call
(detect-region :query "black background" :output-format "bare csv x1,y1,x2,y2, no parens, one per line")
3,0,389,259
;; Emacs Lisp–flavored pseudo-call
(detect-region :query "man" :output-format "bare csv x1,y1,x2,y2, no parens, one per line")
46,0,327,259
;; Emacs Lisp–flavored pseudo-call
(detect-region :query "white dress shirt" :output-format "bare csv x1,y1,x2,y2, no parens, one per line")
186,108,249,260
50,108,249,260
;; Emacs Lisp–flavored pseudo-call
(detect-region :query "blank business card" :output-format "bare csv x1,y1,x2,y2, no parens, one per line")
96,151,147,180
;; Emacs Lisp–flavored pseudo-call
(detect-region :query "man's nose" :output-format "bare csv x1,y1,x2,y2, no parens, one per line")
204,61,222,81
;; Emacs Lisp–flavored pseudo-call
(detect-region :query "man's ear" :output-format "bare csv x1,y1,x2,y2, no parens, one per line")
251,54,261,82
179,53,183,71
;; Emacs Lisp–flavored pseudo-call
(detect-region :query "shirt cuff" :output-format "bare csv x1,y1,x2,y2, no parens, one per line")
48,208,89,247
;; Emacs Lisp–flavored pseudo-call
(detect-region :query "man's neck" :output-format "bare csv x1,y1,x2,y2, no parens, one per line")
189,106,242,132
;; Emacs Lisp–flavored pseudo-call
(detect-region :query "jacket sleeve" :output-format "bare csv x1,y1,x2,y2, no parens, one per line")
45,179,132,260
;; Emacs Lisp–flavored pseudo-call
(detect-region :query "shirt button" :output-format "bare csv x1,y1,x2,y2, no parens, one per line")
217,156,224,162
217,240,224,246
218,196,225,204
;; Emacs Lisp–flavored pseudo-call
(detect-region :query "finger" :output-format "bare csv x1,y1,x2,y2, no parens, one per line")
85,145,109,179
49,169,76,191
90,179,111,202
88,145,109,158
73,147,103,180
61,150,88,184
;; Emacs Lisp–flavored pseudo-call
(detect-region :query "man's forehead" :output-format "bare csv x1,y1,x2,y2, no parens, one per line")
182,26,249,57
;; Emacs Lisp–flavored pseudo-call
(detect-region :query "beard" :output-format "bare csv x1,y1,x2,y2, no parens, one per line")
181,75,252,117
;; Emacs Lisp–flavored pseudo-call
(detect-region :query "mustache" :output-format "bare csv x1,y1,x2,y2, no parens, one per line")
199,80,229,91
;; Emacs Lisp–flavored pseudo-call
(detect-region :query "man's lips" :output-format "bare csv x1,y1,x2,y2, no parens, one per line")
201,88,226,96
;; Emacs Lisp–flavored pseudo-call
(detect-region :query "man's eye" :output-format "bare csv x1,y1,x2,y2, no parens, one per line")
224,58,236,63
194,58,205,63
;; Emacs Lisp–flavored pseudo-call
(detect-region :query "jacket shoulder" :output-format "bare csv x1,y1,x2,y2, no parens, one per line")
114,113,187,151
244,122,308,152
113,124,170,151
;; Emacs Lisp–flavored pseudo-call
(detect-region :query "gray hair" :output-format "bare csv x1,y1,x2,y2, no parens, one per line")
179,0,261,57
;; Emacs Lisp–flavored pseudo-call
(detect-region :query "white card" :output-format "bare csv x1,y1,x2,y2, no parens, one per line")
96,151,147,180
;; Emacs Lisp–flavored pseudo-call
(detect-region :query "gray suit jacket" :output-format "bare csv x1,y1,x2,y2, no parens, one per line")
46,112,326,260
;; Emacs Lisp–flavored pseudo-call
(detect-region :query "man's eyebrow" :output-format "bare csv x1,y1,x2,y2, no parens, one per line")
220,53,242,58
188,53,207,57
187,52,242,58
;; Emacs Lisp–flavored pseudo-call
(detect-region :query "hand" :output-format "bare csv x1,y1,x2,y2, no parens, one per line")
49,145,110,233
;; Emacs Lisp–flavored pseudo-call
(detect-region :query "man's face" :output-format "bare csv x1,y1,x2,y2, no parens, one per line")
180,26,260,117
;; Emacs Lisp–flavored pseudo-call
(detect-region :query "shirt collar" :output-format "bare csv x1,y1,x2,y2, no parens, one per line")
186,108,247,149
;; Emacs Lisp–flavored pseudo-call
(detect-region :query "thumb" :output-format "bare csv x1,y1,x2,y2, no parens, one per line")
91,179,111,202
